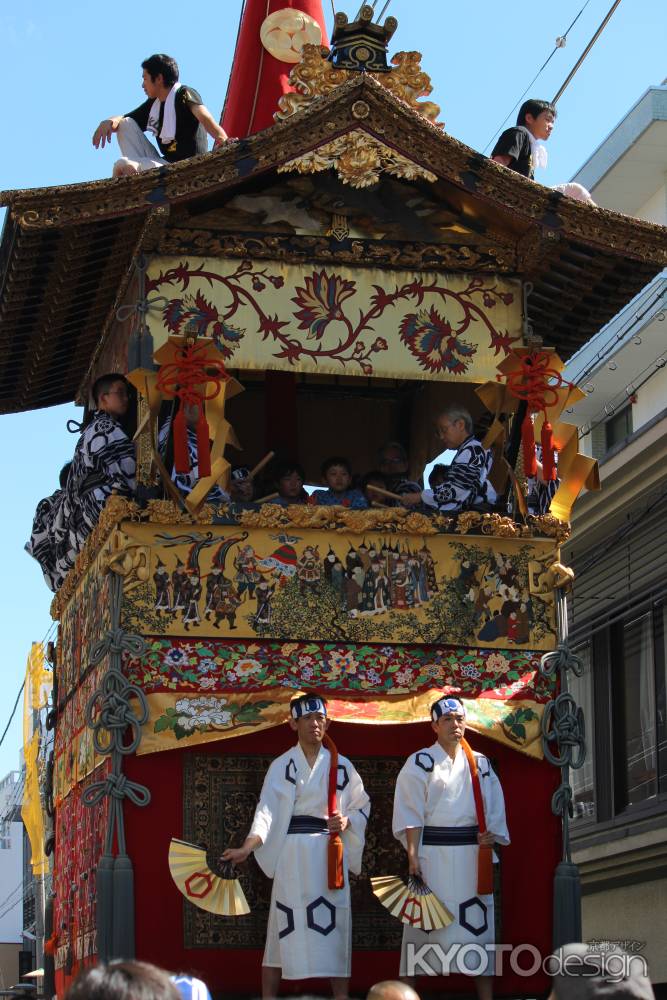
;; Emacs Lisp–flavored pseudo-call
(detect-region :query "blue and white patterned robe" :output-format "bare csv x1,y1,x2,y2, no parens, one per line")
26,411,136,591
433,437,496,512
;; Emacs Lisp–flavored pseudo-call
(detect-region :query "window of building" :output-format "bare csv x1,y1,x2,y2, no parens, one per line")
0,820,10,850
605,405,633,452
573,599,667,834
613,613,657,809
570,642,596,824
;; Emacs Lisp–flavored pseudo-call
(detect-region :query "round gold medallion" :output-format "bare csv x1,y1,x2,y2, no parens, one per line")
351,101,370,120
260,8,322,63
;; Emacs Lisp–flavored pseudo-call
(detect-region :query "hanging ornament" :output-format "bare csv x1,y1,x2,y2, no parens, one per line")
155,338,229,478
501,349,572,482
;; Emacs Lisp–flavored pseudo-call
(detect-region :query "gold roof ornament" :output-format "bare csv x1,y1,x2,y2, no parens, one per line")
329,4,398,73
275,44,442,126
277,127,437,188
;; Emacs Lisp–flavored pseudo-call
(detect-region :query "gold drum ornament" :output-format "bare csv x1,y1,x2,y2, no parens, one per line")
260,8,323,63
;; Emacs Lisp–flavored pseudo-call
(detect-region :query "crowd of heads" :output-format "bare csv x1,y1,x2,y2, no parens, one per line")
59,944,655,1000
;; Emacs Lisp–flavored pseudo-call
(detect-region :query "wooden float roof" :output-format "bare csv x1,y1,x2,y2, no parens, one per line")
1,74,666,414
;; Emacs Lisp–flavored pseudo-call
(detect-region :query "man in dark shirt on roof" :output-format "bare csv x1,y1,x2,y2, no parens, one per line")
92,54,229,176
490,98,556,180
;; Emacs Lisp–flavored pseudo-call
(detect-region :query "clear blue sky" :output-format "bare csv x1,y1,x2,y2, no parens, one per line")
1,0,665,777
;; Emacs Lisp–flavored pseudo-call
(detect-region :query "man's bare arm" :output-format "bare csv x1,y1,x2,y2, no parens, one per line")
190,104,229,146
93,116,124,149
492,153,512,167
221,833,262,864
405,827,423,876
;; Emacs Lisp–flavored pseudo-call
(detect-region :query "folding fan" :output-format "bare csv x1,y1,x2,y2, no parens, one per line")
370,874,454,930
168,838,250,916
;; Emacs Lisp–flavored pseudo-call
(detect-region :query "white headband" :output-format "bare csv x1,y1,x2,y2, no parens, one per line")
291,696,327,720
431,697,466,722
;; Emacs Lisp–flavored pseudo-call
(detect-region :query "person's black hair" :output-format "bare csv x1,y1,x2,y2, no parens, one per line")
516,99,557,127
91,373,129,406
59,462,72,490
275,461,305,483
321,455,352,478
428,464,447,489
142,54,179,87
65,961,180,1000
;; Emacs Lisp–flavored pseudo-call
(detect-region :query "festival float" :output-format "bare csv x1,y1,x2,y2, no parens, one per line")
2,1,667,996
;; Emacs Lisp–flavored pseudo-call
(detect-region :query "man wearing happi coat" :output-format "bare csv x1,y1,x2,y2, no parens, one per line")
392,697,509,998
26,373,135,592
223,693,370,1000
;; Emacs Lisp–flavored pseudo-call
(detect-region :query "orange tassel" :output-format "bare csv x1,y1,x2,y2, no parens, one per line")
521,412,537,477
44,932,58,956
323,734,345,890
328,834,344,891
173,407,190,474
195,409,211,478
541,420,557,481
461,739,495,896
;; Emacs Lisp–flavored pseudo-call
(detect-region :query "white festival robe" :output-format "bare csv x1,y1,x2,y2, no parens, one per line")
393,742,509,976
249,743,369,979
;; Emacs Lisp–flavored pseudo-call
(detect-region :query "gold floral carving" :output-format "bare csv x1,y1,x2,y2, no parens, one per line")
527,514,571,546
530,560,575,595
278,129,437,189
158,229,515,272
276,45,442,126
99,534,151,591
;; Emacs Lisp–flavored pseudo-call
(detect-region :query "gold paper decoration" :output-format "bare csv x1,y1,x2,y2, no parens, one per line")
260,8,322,63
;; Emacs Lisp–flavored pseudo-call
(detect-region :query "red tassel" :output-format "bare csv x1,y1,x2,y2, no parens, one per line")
461,739,495,896
323,734,345,890
541,420,557,481
173,407,190,474
44,932,58,956
195,408,212,478
521,412,537,477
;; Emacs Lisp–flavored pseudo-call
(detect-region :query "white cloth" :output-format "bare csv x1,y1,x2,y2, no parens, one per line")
115,117,166,172
393,742,509,976
148,82,181,142
249,743,369,979
528,132,548,170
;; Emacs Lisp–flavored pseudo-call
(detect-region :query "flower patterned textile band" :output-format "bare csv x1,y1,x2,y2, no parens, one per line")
146,257,521,383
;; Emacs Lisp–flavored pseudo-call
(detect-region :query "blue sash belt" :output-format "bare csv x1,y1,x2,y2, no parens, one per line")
287,815,329,834
422,824,479,846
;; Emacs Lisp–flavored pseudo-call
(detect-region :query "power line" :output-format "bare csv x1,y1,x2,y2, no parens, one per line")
567,281,667,387
552,0,624,104
483,0,593,154
0,682,25,752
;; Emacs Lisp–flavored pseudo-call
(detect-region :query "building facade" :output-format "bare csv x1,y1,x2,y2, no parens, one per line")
0,770,25,988
564,82,667,985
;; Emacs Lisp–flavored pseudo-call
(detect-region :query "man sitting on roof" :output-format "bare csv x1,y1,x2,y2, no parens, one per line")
401,406,496,514
92,54,229,177
26,374,136,592
491,98,556,180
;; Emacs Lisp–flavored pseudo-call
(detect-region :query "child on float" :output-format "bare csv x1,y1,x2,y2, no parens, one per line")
311,456,368,508
267,460,308,505
491,98,556,180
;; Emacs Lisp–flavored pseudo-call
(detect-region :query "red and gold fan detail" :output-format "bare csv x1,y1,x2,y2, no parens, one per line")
371,874,454,931
168,838,250,916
